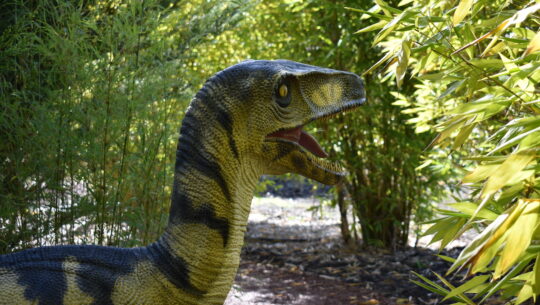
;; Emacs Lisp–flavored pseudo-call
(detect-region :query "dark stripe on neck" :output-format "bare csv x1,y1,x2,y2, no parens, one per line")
169,191,230,247
176,112,232,202
215,107,239,159
5,245,139,305
196,93,240,160
14,251,66,304
199,74,241,160
74,246,138,305
146,242,205,297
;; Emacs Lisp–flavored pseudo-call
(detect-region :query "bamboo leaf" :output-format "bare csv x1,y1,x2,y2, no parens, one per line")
449,202,499,220
354,20,388,33
441,218,466,249
374,0,403,15
498,183,525,206
454,3,540,55
449,97,510,116
470,237,504,274
412,271,450,295
433,272,475,304
452,0,474,25
448,203,522,275
345,7,393,21
490,126,540,154
467,201,528,274
396,39,411,88
452,19,509,55
372,14,402,45
443,275,490,301
437,254,457,263
410,280,448,296
516,280,533,304
462,164,499,184
452,123,475,149
523,31,540,56
480,258,534,303
482,151,536,198
533,254,540,296
364,51,396,75
494,200,540,279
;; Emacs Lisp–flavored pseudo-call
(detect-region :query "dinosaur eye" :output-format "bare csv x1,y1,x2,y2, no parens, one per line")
279,84,288,97
275,80,291,107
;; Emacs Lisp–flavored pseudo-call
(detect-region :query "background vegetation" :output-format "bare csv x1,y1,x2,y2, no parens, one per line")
0,0,251,251
1,0,447,253
358,0,540,302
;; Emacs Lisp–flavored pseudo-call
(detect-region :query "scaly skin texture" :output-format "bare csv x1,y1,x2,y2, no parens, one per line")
0,60,365,305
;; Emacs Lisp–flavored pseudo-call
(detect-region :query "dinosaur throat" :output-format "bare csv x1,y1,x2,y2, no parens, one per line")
266,126,328,158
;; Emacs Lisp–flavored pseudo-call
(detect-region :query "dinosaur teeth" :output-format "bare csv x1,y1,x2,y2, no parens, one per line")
266,127,328,158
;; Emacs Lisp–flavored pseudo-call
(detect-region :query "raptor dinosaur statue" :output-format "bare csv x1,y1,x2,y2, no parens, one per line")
0,59,365,305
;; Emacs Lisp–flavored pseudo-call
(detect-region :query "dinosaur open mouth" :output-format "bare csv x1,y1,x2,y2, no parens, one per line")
266,126,328,158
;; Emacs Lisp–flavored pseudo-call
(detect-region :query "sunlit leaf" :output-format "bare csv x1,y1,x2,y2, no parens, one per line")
364,51,396,75
452,123,475,149
448,203,522,275
452,0,474,25
354,20,388,33
452,19,509,55
453,3,540,55
449,202,499,220
462,164,499,184
443,275,490,301
449,96,510,116
482,150,536,198
372,11,411,45
498,183,525,206
471,237,504,274
441,218,466,249
494,200,540,279
533,254,540,296
523,31,540,56
437,254,457,263
396,39,411,87
373,0,403,15
516,280,534,304
490,126,540,154
481,258,534,303
433,272,475,304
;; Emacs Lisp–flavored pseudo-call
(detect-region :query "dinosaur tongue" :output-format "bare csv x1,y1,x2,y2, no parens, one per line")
267,126,328,158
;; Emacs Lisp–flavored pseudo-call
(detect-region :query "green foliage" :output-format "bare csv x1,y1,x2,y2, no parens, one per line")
0,0,448,255
358,0,540,302
0,0,249,252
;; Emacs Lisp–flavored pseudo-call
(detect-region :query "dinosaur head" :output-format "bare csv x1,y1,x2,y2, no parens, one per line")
209,59,365,186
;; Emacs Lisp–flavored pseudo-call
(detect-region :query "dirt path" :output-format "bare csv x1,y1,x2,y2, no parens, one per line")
224,197,487,305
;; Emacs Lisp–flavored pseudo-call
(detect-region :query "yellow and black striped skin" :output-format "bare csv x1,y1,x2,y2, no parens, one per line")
0,60,365,305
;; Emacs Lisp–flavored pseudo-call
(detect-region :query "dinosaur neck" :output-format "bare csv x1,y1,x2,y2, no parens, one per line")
155,94,260,302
